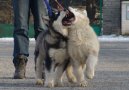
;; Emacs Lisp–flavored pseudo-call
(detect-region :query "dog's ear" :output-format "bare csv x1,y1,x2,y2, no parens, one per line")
42,16,50,25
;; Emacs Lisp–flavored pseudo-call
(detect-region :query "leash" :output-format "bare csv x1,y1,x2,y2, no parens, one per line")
54,0,64,10
44,0,64,17
44,0,53,17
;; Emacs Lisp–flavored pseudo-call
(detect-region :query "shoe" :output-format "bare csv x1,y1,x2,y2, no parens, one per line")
13,55,28,79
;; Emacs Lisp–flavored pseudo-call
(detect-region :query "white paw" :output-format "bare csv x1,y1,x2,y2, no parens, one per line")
86,70,94,79
47,81,63,87
36,79,44,85
55,82,63,87
68,76,77,84
79,80,88,87
48,81,55,88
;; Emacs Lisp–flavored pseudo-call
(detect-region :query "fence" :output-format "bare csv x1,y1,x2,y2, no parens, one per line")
0,0,103,37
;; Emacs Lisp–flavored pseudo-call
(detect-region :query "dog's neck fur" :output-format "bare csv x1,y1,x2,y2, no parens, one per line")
49,22,68,41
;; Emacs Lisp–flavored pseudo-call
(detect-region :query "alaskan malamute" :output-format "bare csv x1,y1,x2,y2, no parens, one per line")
50,7,100,87
34,12,76,87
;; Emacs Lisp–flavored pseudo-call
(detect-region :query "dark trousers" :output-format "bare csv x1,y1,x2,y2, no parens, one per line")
13,0,48,59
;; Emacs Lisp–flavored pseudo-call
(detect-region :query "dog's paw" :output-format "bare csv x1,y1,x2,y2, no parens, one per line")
55,82,63,87
36,79,44,85
86,74,94,79
48,81,55,88
79,80,88,87
86,70,94,79
47,81,63,87
68,76,77,84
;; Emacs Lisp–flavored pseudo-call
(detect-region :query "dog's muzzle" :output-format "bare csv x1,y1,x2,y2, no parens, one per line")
62,10,75,26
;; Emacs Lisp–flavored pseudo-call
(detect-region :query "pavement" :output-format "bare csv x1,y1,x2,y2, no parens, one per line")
0,41,129,90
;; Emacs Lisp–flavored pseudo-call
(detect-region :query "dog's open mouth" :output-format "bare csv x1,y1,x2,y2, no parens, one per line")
62,10,75,26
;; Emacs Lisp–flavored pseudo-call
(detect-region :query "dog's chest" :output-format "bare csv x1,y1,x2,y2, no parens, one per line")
45,34,58,45
45,34,66,49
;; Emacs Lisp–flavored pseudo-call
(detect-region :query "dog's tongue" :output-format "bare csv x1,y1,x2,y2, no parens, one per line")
63,18,75,25
63,21,71,26
62,10,75,26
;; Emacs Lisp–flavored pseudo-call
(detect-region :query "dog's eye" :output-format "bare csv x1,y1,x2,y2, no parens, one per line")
54,12,60,19
49,12,60,21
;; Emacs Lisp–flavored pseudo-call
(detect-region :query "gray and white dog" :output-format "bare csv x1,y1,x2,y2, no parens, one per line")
34,13,76,87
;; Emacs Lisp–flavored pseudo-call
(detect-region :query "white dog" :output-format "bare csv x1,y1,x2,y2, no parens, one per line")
50,7,100,87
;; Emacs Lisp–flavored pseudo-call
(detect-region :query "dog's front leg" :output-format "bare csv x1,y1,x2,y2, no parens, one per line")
54,65,65,87
73,62,87,87
35,54,45,85
47,61,55,87
66,61,77,83
86,54,98,79
48,64,64,87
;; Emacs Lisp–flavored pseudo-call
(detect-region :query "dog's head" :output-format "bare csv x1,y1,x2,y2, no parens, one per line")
42,9,75,37
50,7,76,37
42,7,89,37
53,7,89,26
51,7,89,37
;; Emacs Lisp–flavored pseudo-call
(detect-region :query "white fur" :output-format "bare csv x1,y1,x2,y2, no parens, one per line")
47,48,68,87
52,7,100,87
53,11,69,37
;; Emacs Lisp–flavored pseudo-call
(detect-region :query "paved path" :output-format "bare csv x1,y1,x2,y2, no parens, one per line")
0,41,129,90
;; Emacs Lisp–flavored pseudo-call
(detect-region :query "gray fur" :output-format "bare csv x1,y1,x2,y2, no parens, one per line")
34,24,70,86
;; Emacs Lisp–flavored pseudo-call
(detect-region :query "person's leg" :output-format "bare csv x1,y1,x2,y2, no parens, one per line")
30,0,48,39
12,0,30,79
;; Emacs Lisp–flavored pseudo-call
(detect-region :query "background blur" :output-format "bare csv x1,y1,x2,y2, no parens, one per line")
0,0,102,37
